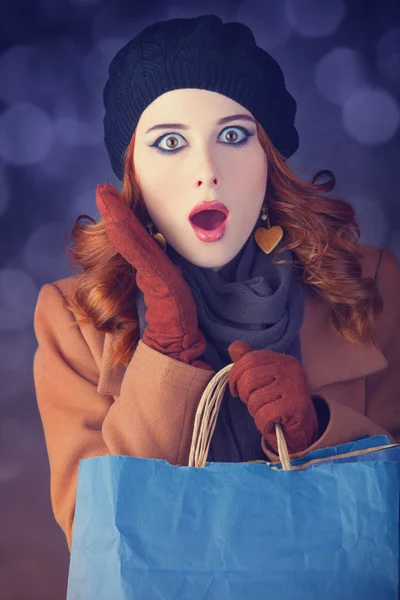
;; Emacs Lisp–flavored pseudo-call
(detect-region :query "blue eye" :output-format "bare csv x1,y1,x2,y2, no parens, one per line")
151,126,254,154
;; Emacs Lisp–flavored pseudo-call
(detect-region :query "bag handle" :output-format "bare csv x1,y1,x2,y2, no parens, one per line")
188,364,292,471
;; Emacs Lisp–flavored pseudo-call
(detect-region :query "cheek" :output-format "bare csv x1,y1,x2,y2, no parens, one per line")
133,156,184,233
228,148,267,193
134,154,175,208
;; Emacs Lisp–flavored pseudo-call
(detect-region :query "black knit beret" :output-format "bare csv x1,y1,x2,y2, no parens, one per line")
103,14,299,180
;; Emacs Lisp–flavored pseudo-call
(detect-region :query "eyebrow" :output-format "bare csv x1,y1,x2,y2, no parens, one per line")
144,113,256,134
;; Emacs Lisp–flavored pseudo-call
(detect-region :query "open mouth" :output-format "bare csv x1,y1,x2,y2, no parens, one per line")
190,210,227,231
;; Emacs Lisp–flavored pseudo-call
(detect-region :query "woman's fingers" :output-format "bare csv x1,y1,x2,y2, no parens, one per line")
96,184,147,237
96,183,166,273
96,184,126,223
228,340,253,362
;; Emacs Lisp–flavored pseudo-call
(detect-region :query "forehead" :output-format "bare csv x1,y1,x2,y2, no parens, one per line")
136,89,252,130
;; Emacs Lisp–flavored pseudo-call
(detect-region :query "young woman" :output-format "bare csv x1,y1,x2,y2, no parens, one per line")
33,14,400,552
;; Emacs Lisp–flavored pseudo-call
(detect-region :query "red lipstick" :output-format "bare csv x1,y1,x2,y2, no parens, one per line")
189,200,229,242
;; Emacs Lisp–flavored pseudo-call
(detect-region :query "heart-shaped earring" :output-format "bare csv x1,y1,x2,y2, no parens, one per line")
146,222,167,252
254,204,284,255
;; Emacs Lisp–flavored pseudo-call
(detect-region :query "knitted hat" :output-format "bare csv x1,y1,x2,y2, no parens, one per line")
103,14,299,180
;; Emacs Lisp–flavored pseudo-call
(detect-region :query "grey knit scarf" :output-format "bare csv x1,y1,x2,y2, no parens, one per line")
135,216,306,463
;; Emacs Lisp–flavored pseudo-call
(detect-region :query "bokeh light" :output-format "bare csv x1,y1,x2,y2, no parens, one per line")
0,165,11,219
30,36,80,98
55,114,102,146
70,0,103,5
81,47,110,96
0,103,55,166
36,138,74,179
0,330,37,377
0,269,38,332
377,26,400,84
236,0,293,49
389,228,400,262
286,0,346,38
52,93,103,147
95,36,130,63
315,47,367,106
23,222,70,281
349,196,388,247
167,0,232,22
0,329,39,407
91,7,145,48
0,45,42,104
0,419,23,484
0,37,80,106
68,188,97,222
343,87,400,145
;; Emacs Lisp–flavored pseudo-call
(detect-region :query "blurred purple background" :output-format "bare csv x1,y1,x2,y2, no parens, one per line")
0,0,399,598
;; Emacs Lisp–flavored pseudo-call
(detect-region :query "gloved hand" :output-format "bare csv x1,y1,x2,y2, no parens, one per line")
228,340,319,454
96,184,213,371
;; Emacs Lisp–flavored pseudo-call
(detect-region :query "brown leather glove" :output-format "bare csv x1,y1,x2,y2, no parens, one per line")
228,340,319,455
96,184,213,371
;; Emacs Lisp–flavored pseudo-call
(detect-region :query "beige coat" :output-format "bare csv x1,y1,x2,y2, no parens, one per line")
33,243,400,552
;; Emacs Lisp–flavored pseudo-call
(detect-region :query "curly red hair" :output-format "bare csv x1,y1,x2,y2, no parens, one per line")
63,122,383,370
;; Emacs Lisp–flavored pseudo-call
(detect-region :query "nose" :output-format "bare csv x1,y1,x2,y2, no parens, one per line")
193,149,220,189
196,176,218,188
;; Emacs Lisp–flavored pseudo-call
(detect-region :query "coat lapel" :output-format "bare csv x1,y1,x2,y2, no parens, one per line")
300,290,387,391
97,332,126,396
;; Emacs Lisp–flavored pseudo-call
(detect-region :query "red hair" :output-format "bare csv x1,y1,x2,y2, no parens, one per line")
63,123,383,370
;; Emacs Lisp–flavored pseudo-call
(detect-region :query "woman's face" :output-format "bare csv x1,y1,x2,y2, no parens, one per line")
133,89,268,270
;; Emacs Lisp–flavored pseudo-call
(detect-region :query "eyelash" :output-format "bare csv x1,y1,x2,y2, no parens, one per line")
151,126,255,154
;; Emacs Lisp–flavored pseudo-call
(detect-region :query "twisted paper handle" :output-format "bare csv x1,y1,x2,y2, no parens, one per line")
188,363,292,471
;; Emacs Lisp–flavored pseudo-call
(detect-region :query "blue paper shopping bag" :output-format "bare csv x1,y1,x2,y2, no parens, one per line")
269,433,398,470
66,367,400,600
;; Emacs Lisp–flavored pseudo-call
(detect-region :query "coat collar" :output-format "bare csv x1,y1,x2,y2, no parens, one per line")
97,333,127,396
96,289,388,396
299,290,387,391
